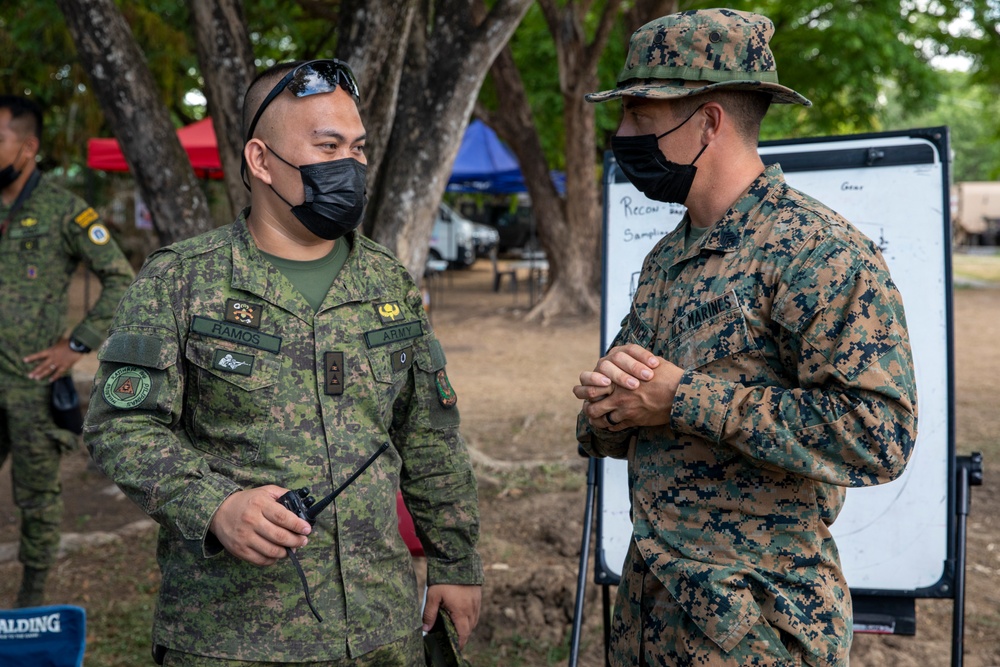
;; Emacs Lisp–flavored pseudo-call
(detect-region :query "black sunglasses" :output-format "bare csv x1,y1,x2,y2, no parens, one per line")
244,59,361,144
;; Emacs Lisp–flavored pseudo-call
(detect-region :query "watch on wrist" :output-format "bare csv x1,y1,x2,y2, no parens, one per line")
68,338,91,354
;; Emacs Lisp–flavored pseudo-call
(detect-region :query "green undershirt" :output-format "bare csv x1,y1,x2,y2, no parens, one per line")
260,239,349,312
685,222,713,252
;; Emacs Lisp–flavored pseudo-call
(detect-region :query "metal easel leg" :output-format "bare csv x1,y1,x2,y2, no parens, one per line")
569,456,598,667
952,453,983,667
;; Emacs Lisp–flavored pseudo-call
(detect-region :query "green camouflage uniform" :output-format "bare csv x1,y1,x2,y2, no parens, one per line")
579,165,917,667
84,213,482,663
0,173,134,571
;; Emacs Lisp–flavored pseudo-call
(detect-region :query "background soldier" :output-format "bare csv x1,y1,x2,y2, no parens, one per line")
574,10,917,667
0,94,135,607
85,60,482,665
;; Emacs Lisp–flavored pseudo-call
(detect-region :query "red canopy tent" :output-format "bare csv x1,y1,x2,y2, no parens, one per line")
86,117,224,179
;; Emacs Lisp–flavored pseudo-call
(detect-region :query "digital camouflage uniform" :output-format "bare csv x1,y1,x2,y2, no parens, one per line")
0,173,133,574
84,213,482,664
579,164,917,666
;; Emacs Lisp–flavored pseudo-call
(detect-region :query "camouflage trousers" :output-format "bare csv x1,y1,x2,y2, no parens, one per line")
159,628,424,666
610,541,807,667
0,383,72,570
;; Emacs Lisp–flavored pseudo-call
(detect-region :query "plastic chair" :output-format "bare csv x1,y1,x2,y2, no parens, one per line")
0,604,86,667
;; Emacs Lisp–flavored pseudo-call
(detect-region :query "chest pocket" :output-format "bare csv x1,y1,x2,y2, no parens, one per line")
184,339,280,466
366,340,417,425
667,291,761,372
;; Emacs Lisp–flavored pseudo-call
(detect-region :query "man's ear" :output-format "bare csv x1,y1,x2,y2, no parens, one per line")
700,102,724,143
22,135,41,163
244,139,272,185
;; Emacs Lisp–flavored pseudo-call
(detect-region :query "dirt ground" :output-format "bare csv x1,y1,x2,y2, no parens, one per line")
1,260,999,666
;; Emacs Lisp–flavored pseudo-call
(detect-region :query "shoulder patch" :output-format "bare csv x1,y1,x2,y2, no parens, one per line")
88,223,111,245
103,366,152,409
75,207,99,228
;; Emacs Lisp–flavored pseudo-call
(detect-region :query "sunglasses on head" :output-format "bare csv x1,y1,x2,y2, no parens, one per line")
244,59,361,144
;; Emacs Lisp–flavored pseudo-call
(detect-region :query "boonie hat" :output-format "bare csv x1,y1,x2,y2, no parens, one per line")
586,8,811,106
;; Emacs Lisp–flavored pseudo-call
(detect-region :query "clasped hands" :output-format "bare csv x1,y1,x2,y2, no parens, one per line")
573,343,684,431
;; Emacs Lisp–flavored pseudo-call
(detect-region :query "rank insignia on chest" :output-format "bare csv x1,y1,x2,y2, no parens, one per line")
324,351,345,396
375,301,405,324
225,298,263,328
26,265,38,279
435,370,457,408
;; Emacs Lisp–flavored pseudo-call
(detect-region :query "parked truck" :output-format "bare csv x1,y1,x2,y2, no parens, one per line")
952,181,1000,247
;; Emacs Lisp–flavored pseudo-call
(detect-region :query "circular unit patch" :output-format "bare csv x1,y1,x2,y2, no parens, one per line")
88,223,111,245
103,366,152,409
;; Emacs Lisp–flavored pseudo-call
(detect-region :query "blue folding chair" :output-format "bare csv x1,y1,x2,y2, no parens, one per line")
0,605,86,667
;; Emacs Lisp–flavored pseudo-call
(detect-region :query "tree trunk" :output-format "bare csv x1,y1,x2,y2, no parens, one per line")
55,0,213,245
365,0,533,280
188,0,256,220
336,0,419,220
487,0,622,323
625,0,678,35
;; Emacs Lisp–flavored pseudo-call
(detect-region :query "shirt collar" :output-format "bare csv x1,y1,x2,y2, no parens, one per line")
655,163,786,273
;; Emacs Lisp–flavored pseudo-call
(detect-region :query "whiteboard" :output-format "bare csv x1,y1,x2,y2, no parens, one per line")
596,128,953,595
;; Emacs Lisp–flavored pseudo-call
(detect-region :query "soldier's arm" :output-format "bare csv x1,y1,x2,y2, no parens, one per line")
84,260,242,557
671,235,918,487
390,288,483,589
62,205,136,351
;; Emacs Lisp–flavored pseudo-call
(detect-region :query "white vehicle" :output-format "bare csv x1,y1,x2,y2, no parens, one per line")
429,203,475,268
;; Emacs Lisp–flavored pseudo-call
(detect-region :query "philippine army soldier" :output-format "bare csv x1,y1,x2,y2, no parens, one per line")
573,10,917,667
85,60,482,666
0,95,134,608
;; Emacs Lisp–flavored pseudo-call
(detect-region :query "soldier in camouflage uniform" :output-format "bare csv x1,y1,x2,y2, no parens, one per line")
85,60,482,666
0,95,134,608
574,10,917,667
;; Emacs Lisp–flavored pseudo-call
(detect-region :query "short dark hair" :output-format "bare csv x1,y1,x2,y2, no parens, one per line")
241,61,304,141
0,95,43,141
674,90,771,146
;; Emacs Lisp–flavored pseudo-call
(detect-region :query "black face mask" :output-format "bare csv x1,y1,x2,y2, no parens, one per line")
266,145,367,240
611,105,707,205
0,143,25,190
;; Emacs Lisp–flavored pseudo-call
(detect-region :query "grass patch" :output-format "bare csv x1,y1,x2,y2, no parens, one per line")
466,632,576,667
66,530,160,665
488,463,585,499
953,252,1000,284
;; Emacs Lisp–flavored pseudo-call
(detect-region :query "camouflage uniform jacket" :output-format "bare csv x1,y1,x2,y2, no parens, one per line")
85,214,482,662
0,172,134,383
579,164,917,667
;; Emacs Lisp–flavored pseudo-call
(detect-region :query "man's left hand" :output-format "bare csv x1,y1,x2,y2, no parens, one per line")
423,583,482,650
573,344,685,431
24,338,84,382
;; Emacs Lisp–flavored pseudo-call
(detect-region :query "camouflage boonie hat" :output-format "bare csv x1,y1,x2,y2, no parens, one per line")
586,8,811,106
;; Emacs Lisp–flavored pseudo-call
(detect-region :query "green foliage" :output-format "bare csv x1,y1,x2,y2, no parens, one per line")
882,70,1000,181
728,1,945,139
5,0,1000,179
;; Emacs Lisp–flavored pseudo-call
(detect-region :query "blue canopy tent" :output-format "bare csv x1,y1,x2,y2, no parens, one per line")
447,120,564,194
